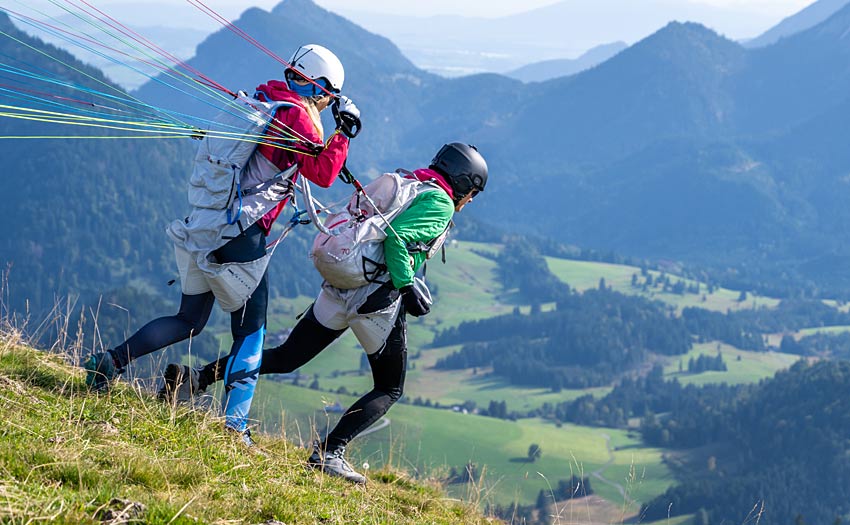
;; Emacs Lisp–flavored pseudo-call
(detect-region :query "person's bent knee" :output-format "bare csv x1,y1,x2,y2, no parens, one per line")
177,292,214,334
175,314,207,335
385,386,403,404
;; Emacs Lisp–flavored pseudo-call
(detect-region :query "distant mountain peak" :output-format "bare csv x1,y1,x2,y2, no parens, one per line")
758,0,850,50
625,20,744,65
652,21,728,42
270,0,325,17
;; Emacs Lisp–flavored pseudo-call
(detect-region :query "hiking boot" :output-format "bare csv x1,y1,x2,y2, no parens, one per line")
308,441,366,484
158,364,203,402
83,351,121,392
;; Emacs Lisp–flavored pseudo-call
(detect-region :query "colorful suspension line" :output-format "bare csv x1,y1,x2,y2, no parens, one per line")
4,2,241,127
0,58,174,125
0,103,314,154
0,53,266,136
0,24,188,129
5,0,225,127
41,0,312,144
32,0,314,148
0,2,322,154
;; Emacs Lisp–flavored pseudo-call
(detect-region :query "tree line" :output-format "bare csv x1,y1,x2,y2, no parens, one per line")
434,287,691,389
638,360,850,524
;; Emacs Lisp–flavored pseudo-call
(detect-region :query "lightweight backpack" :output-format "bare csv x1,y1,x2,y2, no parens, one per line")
167,93,301,312
187,92,296,213
310,171,446,289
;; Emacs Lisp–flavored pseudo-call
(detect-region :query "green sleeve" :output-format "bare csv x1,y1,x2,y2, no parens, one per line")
384,190,455,289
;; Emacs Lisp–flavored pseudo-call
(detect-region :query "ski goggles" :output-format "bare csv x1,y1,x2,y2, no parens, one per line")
285,71,338,98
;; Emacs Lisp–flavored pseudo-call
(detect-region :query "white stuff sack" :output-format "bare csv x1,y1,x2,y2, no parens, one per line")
202,253,272,313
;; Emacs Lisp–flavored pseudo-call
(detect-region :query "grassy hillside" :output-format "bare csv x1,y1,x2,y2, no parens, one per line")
0,333,494,525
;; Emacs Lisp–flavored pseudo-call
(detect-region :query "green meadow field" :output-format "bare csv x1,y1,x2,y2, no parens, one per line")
247,381,675,511
764,324,850,348
662,342,800,386
545,257,780,313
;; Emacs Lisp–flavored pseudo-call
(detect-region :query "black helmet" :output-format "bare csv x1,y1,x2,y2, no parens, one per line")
429,143,488,203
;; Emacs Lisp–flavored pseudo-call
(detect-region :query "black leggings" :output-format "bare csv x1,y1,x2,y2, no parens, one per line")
110,223,268,369
200,305,408,450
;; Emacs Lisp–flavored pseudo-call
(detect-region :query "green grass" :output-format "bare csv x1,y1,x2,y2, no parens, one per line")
662,342,800,386
422,241,513,326
250,381,674,513
0,336,494,525
545,257,780,313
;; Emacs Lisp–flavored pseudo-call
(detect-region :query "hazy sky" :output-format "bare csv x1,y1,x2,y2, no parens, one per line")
11,0,819,22
20,0,816,19
3,0,829,85
8,0,825,80
312,0,815,18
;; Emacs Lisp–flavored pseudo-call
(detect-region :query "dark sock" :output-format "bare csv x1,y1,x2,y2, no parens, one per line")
106,349,122,371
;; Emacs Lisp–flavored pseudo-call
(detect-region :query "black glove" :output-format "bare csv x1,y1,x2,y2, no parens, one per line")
332,96,361,139
400,285,430,317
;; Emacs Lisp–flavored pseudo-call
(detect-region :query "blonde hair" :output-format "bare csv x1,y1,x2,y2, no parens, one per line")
301,96,325,141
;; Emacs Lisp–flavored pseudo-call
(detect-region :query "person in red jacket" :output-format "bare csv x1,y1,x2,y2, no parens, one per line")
83,44,359,446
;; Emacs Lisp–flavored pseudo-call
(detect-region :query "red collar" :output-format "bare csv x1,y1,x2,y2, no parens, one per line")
254,79,304,105
411,168,454,200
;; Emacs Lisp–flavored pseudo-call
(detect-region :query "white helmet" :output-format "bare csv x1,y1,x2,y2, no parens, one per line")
286,44,345,94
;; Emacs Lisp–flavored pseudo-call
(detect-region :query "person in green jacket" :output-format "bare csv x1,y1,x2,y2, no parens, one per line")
161,143,488,484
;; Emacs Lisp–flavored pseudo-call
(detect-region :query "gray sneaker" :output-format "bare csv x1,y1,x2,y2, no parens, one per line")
158,364,202,402
308,442,366,484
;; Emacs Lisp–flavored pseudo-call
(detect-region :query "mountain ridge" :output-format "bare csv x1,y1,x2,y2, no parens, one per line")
746,0,850,47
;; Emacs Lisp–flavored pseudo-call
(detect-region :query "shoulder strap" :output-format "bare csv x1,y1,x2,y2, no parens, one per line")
239,163,299,198
406,220,453,261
